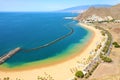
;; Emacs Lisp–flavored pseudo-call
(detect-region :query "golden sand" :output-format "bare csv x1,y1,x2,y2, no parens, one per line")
0,23,103,80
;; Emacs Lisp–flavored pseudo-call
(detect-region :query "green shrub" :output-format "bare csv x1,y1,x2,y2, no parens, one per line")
75,71,84,78
89,72,92,75
115,45,120,48
113,42,118,45
101,31,105,36
100,54,112,63
104,57,112,62
84,74,90,79
113,42,120,48
74,77,77,80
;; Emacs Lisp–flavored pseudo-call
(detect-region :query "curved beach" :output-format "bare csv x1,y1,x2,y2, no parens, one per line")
0,23,103,80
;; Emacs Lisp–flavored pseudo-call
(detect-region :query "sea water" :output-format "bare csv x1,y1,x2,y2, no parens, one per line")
0,12,91,68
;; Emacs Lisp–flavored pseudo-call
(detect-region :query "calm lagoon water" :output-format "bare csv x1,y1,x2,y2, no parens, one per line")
0,12,91,68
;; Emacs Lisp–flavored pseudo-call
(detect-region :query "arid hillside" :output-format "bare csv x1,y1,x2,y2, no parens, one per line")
77,4,120,20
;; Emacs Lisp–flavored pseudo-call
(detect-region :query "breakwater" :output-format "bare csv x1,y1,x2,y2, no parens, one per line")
0,47,21,64
0,27,73,64
24,27,74,52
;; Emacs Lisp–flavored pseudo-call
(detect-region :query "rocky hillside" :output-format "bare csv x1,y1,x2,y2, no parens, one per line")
77,4,120,20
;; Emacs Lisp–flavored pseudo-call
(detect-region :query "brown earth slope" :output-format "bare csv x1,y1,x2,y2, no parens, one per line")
77,4,120,20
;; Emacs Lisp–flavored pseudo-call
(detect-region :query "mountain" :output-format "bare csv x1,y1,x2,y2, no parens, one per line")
77,4,120,20
60,4,111,13
109,4,120,19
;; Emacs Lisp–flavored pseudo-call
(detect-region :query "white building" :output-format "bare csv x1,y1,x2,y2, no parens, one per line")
81,14,114,23
114,20,120,23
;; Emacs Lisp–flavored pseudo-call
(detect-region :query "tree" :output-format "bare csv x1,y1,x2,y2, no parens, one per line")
75,71,84,78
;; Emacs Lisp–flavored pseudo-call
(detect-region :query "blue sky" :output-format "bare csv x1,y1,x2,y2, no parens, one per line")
0,0,120,12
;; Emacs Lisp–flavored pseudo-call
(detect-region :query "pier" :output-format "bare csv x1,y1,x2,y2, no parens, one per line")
0,47,21,64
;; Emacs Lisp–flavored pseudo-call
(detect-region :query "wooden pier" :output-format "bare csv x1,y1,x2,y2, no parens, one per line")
0,47,21,64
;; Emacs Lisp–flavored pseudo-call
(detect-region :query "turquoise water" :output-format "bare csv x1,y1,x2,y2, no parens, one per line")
0,12,91,68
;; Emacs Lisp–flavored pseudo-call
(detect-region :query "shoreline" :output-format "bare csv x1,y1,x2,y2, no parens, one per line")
0,23,93,71
0,23,102,80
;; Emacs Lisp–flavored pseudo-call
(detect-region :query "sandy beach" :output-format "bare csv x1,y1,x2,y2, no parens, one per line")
0,23,103,80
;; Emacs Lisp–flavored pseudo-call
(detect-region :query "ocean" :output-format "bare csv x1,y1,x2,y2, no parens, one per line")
0,12,92,68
